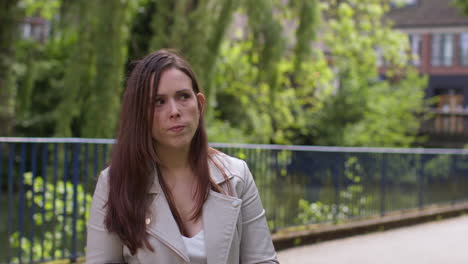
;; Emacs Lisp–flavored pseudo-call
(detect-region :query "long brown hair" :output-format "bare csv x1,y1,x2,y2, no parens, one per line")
105,49,228,255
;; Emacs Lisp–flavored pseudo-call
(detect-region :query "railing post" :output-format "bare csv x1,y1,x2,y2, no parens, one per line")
18,143,26,263
380,154,387,216
7,143,15,264
40,143,48,262
30,143,38,263
62,143,69,258
333,153,342,224
450,155,457,204
52,143,58,258
418,155,425,210
0,142,3,203
272,149,279,232
0,143,3,232
82,144,89,252
71,143,80,262
93,144,99,186
102,144,108,168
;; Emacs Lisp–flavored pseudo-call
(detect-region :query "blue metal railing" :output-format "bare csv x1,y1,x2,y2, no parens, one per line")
0,138,113,264
1,138,468,264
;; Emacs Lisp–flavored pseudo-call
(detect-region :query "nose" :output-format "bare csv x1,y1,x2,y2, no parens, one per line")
168,99,181,119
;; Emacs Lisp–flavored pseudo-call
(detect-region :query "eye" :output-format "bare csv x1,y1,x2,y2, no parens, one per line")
155,98,165,106
180,93,191,100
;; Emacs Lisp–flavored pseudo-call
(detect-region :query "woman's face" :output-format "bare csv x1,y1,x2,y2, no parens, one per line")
151,68,205,152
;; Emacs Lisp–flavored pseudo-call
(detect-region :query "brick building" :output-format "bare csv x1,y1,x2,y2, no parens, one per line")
386,0,468,147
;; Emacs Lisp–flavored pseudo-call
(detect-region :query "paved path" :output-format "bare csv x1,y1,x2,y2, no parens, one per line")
277,215,468,264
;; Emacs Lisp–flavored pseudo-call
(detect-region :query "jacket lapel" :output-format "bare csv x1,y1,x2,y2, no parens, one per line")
144,157,239,264
204,157,241,264
146,171,190,263
203,190,242,264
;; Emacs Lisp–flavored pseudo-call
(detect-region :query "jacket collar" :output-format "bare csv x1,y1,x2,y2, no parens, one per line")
145,192,190,262
203,190,242,264
145,189,242,264
147,156,233,194
145,156,239,264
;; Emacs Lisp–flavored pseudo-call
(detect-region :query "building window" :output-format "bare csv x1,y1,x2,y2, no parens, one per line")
22,23,31,39
434,89,465,134
391,0,418,8
402,0,418,6
20,17,50,43
459,33,468,66
408,34,421,66
431,34,454,66
376,47,384,67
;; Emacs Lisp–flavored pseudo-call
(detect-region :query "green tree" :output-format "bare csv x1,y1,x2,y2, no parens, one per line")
310,0,428,147
0,0,62,134
209,0,333,144
4,0,428,148
211,37,334,144
80,0,137,138
54,0,139,138
145,0,238,118
0,0,23,136
454,0,468,14
54,0,95,137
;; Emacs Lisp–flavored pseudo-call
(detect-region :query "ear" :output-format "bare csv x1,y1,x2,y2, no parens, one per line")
196,93,206,114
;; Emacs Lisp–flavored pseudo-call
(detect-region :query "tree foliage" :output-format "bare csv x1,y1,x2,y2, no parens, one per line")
9,172,92,262
3,0,428,148
146,0,238,117
80,0,136,138
0,0,23,136
309,0,427,147
454,0,468,15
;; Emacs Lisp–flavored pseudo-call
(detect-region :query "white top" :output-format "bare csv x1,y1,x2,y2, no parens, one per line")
182,230,207,264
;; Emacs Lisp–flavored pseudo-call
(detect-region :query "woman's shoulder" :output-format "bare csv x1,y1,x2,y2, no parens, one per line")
101,166,111,176
211,151,252,182
98,166,111,181
211,151,260,200
94,166,111,191
213,151,246,173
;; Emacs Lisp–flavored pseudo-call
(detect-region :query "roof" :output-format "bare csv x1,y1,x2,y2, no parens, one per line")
386,0,468,28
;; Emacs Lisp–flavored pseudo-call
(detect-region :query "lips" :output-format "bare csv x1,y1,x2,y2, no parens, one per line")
168,125,185,133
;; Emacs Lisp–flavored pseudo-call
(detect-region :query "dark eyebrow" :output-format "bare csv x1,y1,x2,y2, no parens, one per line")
156,88,192,97
176,89,192,94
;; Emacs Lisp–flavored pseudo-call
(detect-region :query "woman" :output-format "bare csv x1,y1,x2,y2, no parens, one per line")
86,50,279,264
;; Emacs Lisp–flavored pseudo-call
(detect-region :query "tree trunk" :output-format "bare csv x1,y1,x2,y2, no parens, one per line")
0,0,22,136
81,0,132,138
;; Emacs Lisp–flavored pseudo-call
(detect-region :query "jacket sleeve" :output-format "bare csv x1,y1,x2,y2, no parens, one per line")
239,161,279,264
86,170,125,264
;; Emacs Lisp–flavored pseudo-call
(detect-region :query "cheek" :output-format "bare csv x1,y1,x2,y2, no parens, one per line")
190,106,201,123
152,113,163,135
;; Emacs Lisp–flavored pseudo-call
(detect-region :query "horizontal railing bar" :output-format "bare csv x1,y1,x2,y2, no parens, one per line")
0,137,115,144
1,137,468,155
210,143,468,155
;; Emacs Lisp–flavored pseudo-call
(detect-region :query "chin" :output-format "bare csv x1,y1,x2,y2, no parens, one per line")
166,138,193,150
154,131,196,151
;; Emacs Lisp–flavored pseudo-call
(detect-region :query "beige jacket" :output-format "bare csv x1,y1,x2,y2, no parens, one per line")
86,153,279,264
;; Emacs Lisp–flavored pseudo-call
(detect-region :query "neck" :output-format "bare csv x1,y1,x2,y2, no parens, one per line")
155,146,195,188
155,145,191,171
